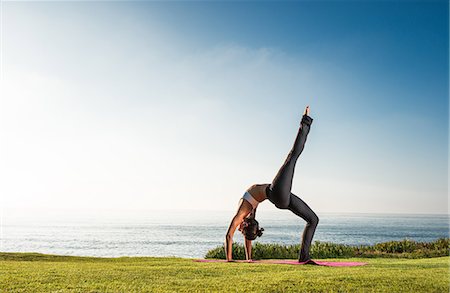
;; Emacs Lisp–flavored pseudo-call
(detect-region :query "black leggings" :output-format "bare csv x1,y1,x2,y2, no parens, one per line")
266,114,319,262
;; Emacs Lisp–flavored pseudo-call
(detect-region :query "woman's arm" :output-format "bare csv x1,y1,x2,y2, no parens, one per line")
225,214,244,261
243,207,257,260
225,199,253,261
244,237,252,260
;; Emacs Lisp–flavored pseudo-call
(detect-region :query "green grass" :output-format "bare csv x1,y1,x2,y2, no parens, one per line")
1,252,449,292
206,238,450,260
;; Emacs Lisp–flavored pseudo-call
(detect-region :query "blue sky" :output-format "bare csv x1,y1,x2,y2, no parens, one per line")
0,1,448,216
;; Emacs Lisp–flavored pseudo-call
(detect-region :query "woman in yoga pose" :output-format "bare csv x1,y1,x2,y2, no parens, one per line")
225,105,319,264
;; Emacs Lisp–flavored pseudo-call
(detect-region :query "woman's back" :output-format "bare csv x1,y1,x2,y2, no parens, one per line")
246,183,270,202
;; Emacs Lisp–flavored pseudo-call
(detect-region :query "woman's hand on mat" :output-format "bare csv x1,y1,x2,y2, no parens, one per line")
303,105,310,116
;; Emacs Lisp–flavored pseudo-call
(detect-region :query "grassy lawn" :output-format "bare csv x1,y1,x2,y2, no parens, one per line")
1,253,448,292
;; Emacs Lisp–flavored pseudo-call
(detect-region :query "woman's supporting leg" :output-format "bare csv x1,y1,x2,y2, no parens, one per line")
268,115,313,208
288,192,319,262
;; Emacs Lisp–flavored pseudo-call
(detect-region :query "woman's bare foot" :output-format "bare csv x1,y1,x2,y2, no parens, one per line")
303,105,310,116
299,259,319,265
305,259,319,265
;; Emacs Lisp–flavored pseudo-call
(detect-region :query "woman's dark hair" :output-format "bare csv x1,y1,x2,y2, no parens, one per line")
241,217,264,240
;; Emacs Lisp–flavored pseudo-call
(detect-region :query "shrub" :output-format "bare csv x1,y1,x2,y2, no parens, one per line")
205,237,450,260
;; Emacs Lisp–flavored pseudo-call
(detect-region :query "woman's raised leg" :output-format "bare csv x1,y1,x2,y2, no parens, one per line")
268,114,313,208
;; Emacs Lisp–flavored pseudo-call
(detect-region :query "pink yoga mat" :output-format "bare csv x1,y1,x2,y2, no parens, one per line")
195,259,367,267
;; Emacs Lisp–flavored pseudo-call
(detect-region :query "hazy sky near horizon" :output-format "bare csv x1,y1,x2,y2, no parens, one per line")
0,1,448,216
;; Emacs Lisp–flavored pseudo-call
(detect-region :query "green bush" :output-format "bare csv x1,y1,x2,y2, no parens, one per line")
205,237,450,260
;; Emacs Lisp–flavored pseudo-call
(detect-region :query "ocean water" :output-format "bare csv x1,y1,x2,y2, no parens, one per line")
1,211,448,258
